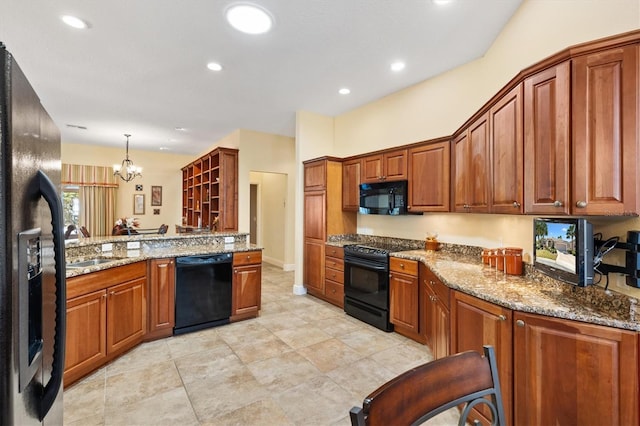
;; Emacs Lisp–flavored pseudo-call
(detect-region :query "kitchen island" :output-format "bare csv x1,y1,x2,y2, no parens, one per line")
64,232,262,385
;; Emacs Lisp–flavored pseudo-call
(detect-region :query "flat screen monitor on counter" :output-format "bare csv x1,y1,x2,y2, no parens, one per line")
533,217,595,287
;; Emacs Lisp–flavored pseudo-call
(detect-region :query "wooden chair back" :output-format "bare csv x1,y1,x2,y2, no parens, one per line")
79,226,90,238
350,345,505,426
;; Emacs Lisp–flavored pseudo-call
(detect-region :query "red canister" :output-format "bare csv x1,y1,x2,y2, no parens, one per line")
504,247,523,275
496,248,505,271
482,248,490,264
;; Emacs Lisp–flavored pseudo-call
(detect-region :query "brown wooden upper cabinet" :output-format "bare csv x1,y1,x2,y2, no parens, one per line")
408,140,450,212
304,159,327,191
361,149,408,183
490,84,523,214
524,61,571,215
572,45,639,215
342,158,361,211
453,113,490,213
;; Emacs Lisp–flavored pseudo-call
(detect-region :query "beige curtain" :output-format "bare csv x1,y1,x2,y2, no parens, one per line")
79,186,117,237
62,164,118,237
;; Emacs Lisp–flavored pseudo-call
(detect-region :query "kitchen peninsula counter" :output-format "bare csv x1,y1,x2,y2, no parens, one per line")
65,232,260,278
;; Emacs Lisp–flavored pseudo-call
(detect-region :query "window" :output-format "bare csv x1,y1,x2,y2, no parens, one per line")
62,185,80,239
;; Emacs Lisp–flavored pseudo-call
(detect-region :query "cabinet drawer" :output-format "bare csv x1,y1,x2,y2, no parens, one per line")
324,280,344,305
324,266,344,284
325,256,344,271
233,250,262,266
325,245,344,258
67,261,146,299
390,257,418,276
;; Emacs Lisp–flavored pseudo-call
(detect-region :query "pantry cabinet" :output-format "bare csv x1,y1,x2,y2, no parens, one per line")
64,262,147,385
232,251,262,321
361,149,408,183
303,158,356,301
450,290,513,426
453,113,490,213
513,311,638,425
572,44,639,215
523,61,571,215
407,140,450,213
147,258,175,340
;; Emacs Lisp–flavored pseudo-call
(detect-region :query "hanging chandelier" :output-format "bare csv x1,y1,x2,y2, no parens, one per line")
113,134,142,182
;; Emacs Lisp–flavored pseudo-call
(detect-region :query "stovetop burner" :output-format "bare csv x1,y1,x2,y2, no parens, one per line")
343,242,407,260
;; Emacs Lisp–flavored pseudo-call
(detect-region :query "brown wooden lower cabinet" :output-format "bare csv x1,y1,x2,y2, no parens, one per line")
64,289,107,383
324,245,344,308
231,251,262,321
420,264,449,360
513,311,638,425
450,290,513,426
64,261,147,385
389,258,422,342
147,258,175,340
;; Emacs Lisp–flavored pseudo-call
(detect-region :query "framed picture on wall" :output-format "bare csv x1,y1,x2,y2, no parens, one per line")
151,185,162,206
134,194,145,215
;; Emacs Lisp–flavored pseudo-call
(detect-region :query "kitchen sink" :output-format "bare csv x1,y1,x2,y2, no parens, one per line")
66,257,123,269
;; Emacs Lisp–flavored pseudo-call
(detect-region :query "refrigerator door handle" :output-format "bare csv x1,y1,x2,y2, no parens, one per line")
36,170,66,421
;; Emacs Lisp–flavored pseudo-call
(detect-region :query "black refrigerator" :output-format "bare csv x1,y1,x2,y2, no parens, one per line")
0,43,66,425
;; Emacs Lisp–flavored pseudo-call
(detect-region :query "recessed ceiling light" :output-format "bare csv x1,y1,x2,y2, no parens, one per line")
390,61,406,72
432,0,454,5
61,15,90,29
207,62,223,71
225,4,273,35
339,88,351,95
174,127,187,131
159,147,171,151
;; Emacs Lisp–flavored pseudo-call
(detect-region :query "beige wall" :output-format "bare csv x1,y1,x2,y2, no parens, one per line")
295,0,640,296
200,129,296,269
250,171,288,268
61,142,193,235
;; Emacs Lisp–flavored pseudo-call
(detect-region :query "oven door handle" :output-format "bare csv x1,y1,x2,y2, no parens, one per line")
344,257,389,271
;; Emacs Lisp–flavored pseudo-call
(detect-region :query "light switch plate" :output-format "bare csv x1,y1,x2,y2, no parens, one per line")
101,243,113,252
127,241,141,249
224,236,234,243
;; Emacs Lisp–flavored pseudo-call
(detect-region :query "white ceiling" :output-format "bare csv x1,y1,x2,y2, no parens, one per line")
1,0,523,155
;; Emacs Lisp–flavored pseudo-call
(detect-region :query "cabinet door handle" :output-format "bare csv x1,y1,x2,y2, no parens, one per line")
102,294,107,300
234,269,238,274
512,201,521,208
576,200,587,208
516,319,525,327
247,255,251,260
109,291,115,297
400,263,405,269
429,280,435,286
553,200,563,207
331,288,336,294
498,315,507,321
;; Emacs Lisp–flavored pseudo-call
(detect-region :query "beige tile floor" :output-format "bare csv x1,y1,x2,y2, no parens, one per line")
64,263,459,425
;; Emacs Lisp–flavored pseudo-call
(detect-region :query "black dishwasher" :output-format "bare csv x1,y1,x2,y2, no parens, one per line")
174,253,233,335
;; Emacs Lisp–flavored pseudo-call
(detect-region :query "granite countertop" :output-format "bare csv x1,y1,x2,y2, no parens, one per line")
65,233,261,278
392,249,639,332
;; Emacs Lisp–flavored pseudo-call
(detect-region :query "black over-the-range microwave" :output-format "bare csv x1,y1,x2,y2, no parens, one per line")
359,180,408,215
